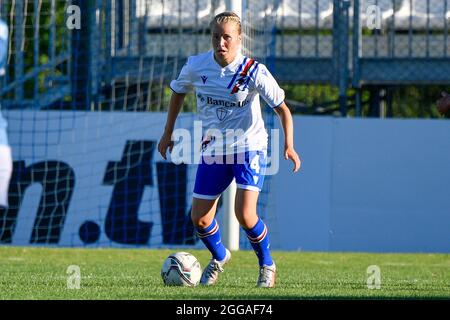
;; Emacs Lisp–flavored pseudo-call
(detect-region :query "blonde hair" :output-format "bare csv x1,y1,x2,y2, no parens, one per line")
209,11,241,34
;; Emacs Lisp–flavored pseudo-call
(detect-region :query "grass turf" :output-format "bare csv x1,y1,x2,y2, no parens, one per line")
0,246,449,299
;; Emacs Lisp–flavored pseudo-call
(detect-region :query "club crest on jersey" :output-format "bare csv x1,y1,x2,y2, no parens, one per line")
201,136,216,152
231,77,247,94
201,76,208,84
216,107,231,121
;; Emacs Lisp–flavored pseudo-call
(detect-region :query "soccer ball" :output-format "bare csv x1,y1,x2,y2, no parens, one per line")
161,252,202,286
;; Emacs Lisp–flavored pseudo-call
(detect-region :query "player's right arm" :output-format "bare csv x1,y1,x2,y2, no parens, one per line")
158,58,193,159
158,92,186,160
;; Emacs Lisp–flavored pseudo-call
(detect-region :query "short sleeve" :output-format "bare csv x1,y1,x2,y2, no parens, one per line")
0,20,8,74
169,57,193,94
254,64,285,108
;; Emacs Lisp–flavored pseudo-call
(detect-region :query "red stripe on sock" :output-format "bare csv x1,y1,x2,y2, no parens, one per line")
197,223,219,238
247,225,267,243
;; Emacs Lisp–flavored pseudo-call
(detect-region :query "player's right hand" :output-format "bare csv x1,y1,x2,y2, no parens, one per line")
158,132,174,160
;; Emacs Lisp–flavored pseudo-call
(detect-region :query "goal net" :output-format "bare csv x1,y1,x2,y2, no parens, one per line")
0,0,280,249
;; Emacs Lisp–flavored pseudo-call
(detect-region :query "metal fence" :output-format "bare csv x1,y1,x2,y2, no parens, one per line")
0,0,449,115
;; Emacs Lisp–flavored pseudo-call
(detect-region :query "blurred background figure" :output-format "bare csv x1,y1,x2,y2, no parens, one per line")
437,92,450,118
0,18,12,210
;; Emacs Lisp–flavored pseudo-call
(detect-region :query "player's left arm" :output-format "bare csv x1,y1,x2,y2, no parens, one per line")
273,102,301,173
252,63,301,172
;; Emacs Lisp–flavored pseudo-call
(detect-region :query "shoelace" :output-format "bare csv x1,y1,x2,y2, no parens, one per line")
205,261,223,280
259,267,273,284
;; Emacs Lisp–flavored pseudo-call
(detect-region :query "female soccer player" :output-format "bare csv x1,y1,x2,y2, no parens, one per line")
158,12,301,288
0,18,12,212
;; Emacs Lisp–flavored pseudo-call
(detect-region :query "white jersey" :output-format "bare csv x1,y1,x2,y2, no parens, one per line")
170,50,284,155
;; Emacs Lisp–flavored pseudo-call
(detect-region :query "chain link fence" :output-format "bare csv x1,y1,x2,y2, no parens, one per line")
0,0,449,116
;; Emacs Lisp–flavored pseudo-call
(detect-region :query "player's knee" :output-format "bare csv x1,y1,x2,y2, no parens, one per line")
190,208,210,228
235,209,258,229
191,198,217,228
190,213,212,229
239,217,257,229
234,206,255,218
190,210,200,227
196,218,211,229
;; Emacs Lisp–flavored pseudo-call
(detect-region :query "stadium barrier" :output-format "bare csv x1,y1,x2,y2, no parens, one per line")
2,110,449,253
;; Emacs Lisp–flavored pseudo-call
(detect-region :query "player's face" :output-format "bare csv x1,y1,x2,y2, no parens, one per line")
211,22,241,65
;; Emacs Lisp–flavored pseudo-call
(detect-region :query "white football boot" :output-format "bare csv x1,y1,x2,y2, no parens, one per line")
200,249,231,286
257,263,276,288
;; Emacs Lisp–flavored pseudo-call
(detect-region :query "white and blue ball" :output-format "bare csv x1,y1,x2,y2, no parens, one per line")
161,252,202,286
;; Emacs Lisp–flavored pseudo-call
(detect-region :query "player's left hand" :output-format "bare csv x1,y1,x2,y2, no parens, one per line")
284,147,301,173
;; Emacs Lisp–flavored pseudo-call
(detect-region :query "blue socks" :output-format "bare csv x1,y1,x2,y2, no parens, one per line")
196,219,227,261
196,218,273,267
244,218,273,267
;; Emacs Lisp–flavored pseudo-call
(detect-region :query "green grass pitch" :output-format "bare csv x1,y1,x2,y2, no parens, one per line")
0,247,449,299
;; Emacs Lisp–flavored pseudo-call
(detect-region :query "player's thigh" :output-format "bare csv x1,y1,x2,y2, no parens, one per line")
232,150,266,192
191,157,234,228
193,156,234,200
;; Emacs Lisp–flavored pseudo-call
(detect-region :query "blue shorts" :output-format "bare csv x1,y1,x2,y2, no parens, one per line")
193,150,267,200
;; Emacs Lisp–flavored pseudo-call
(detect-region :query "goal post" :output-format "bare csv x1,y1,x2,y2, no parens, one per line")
221,0,242,252
220,0,279,252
